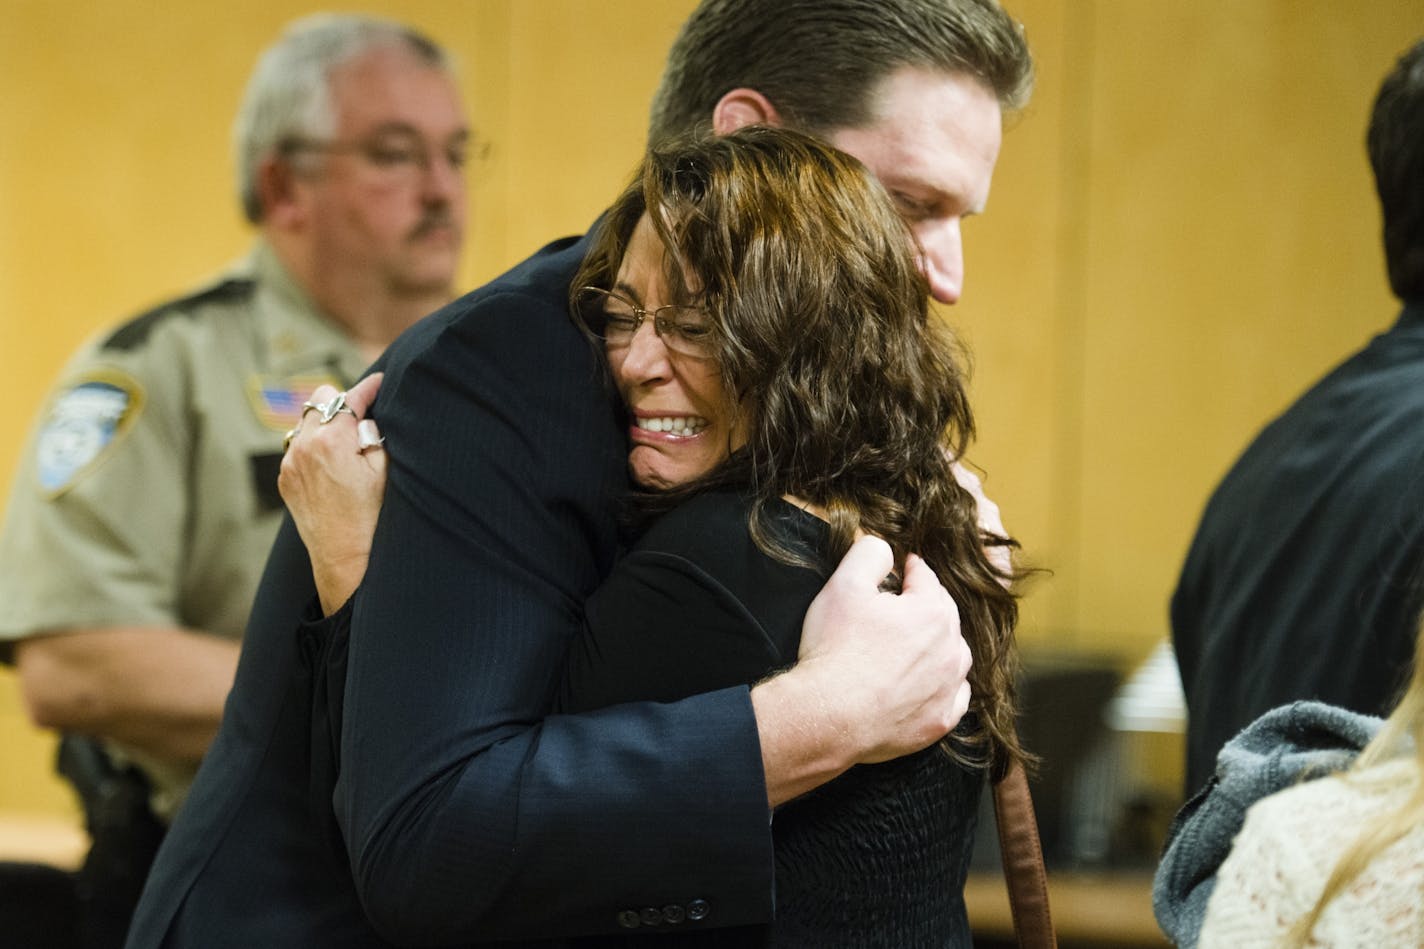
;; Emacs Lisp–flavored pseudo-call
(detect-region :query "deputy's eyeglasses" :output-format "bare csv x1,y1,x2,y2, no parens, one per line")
280,132,484,181
575,287,716,359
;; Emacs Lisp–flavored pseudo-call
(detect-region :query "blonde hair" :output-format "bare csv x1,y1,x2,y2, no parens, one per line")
1285,622,1424,945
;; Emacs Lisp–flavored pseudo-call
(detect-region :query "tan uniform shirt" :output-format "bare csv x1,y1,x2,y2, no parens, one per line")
0,242,370,817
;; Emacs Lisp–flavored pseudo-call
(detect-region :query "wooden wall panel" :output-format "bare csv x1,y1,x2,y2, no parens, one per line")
1071,1,1415,650
1,0,1421,819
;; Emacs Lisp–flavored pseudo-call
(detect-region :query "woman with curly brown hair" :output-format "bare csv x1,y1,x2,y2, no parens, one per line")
285,126,1022,946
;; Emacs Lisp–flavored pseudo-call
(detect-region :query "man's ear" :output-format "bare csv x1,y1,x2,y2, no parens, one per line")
255,155,306,229
711,88,783,134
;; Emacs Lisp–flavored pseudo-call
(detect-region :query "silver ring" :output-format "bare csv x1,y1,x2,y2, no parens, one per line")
283,427,301,451
357,420,385,455
310,391,357,425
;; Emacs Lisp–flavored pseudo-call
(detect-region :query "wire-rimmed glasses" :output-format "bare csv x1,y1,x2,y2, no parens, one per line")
575,287,716,359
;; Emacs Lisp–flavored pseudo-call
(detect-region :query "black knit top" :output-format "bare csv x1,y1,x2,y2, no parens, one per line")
559,490,983,948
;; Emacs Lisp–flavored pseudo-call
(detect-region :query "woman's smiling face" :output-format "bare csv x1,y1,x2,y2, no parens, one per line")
603,214,743,490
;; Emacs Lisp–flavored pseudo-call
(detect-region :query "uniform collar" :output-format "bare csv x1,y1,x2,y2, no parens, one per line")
245,241,371,386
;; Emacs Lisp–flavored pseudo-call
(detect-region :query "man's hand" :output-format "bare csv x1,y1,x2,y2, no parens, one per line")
750,536,971,806
952,460,1014,585
799,537,972,762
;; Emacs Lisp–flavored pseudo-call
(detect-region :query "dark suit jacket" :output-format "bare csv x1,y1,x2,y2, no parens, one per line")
1173,301,1424,793
125,234,775,948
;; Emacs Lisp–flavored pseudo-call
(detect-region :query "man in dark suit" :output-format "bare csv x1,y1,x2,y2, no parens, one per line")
1173,38,1424,795
127,2,1036,945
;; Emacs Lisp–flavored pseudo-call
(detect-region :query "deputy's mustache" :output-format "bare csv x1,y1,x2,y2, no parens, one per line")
410,207,458,241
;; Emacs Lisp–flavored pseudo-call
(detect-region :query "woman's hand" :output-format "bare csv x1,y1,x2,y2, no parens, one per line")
279,373,387,615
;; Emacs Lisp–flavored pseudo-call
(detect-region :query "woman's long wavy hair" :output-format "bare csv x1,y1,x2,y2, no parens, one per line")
572,126,1025,773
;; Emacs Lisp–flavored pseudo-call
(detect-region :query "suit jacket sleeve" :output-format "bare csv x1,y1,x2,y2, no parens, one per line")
332,287,775,942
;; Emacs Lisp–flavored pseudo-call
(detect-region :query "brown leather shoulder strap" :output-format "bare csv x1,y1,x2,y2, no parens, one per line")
992,759,1057,948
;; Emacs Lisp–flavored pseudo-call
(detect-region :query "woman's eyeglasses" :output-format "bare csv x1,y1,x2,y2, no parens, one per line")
575,287,715,359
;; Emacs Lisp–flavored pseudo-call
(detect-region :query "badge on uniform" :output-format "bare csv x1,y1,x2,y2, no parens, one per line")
35,370,145,496
246,373,343,432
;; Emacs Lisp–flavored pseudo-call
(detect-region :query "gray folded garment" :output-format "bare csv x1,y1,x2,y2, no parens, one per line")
1151,700,1382,948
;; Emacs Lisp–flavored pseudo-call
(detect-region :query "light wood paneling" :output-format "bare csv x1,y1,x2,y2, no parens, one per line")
1,0,1419,826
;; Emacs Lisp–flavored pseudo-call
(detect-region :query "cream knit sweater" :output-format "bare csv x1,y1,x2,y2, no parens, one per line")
1198,758,1424,948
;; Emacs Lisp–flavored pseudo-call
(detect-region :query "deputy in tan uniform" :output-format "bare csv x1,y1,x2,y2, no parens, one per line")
0,13,469,946
2,245,373,816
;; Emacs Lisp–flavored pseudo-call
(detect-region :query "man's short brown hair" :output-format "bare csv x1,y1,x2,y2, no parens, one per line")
648,0,1033,145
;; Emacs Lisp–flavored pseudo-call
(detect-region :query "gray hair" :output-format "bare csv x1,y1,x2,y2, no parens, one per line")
234,13,450,223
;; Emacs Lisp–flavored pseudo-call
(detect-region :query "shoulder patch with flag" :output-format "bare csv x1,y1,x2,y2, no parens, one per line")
246,374,342,431
36,370,145,496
